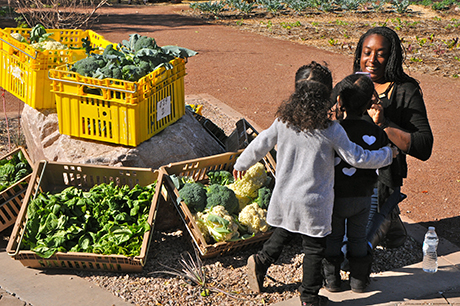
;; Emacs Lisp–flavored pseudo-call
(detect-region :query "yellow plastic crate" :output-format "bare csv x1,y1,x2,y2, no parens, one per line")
0,147,33,233
0,28,113,109
7,160,164,272
159,150,277,258
49,57,186,146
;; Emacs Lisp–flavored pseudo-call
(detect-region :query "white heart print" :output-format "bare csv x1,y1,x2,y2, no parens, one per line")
342,167,357,176
334,157,341,166
362,135,376,146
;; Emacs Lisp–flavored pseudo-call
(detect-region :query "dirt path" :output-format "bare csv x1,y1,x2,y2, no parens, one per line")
1,3,459,245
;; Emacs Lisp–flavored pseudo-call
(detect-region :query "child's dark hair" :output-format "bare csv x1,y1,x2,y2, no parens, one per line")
277,79,333,132
295,61,333,92
332,74,375,119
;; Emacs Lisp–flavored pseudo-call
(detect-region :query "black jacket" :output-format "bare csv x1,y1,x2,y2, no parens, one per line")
365,81,434,187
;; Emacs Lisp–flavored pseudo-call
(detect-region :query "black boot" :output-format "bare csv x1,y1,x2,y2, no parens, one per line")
348,253,373,293
322,254,343,292
247,254,269,293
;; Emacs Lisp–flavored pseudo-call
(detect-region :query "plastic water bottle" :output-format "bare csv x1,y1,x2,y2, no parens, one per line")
422,226,439,273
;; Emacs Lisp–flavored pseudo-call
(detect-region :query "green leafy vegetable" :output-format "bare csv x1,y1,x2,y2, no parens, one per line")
0,150,32,192
70,33,198,82
207,170,234,186
22,182,156,258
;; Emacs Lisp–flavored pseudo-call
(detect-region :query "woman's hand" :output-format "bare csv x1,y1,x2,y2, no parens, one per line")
233,169,246,180
367,96,386,126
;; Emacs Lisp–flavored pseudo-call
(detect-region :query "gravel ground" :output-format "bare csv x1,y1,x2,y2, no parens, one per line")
0,101,423,306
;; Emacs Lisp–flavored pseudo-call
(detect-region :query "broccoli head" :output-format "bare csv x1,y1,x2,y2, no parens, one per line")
255,186,272,210
179,182,207,213
205,184,238,215
71,56,105,77
133,35,157,52
207,170,234,186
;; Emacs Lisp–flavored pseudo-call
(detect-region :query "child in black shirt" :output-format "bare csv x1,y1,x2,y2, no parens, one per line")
323,73,390,293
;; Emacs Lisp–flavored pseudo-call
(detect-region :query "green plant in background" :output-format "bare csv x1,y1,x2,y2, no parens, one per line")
339,0,361,11
226,0,255,15
318,0,335,12
280,21,302,29
368,0,387,12
328,38,339,46
190,1,226,15
285,0,314,13
415,35,427,47
431,0,457,10
444,37,458,49
418,0,432,6
334,19,350,26
410,56,422,62
257,0,285,14
391,0,410,13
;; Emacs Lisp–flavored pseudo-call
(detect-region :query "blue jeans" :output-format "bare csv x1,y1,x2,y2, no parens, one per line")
326,197,371,259
257,227,327,303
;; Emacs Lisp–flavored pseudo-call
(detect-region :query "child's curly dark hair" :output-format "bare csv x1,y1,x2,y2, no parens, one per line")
276,79,333,132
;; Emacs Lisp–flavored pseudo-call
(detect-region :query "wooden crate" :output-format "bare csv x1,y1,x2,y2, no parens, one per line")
159,150,276,258
6,161,164,272
0,147,33,233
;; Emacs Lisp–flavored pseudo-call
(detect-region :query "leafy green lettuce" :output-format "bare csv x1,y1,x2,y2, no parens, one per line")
22,182,156,258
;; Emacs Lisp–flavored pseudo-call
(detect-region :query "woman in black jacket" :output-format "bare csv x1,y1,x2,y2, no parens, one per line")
353,26,434,249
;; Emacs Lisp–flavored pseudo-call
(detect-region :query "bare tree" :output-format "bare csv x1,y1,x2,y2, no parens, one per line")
14,0,108,29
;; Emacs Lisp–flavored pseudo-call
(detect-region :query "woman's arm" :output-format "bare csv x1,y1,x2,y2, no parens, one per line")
368,104,411,152
367,84,433,160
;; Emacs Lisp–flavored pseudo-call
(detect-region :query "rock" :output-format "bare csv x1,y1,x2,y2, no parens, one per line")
21,104,226,231
21,104,226,168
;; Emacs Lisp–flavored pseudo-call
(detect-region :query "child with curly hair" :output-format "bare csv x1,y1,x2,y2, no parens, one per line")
233,62,397,306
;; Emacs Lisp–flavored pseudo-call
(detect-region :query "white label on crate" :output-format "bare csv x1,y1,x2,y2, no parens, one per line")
157,96,171,121
11,66,23,83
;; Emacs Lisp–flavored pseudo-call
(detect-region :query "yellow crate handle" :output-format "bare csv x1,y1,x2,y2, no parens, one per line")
0,37,38,59
48,72,138,94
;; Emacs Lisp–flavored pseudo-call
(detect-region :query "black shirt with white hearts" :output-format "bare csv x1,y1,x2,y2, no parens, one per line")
334,118,390,198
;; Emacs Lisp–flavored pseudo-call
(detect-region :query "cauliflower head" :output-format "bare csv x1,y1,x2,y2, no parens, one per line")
30,40,68,50
238,203,269,234
203,205,239,242
228,162,268,211
193,212,212,243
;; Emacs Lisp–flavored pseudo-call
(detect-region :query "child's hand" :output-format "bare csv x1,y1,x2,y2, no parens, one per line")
233,169,246,180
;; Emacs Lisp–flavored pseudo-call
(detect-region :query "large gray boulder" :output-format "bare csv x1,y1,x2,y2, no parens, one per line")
21,104,226,169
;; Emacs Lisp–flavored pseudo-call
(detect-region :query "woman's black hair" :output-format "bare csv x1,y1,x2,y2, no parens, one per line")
332,74,375,119
276,79,333,132
295,61,333,92
353,26,420,87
